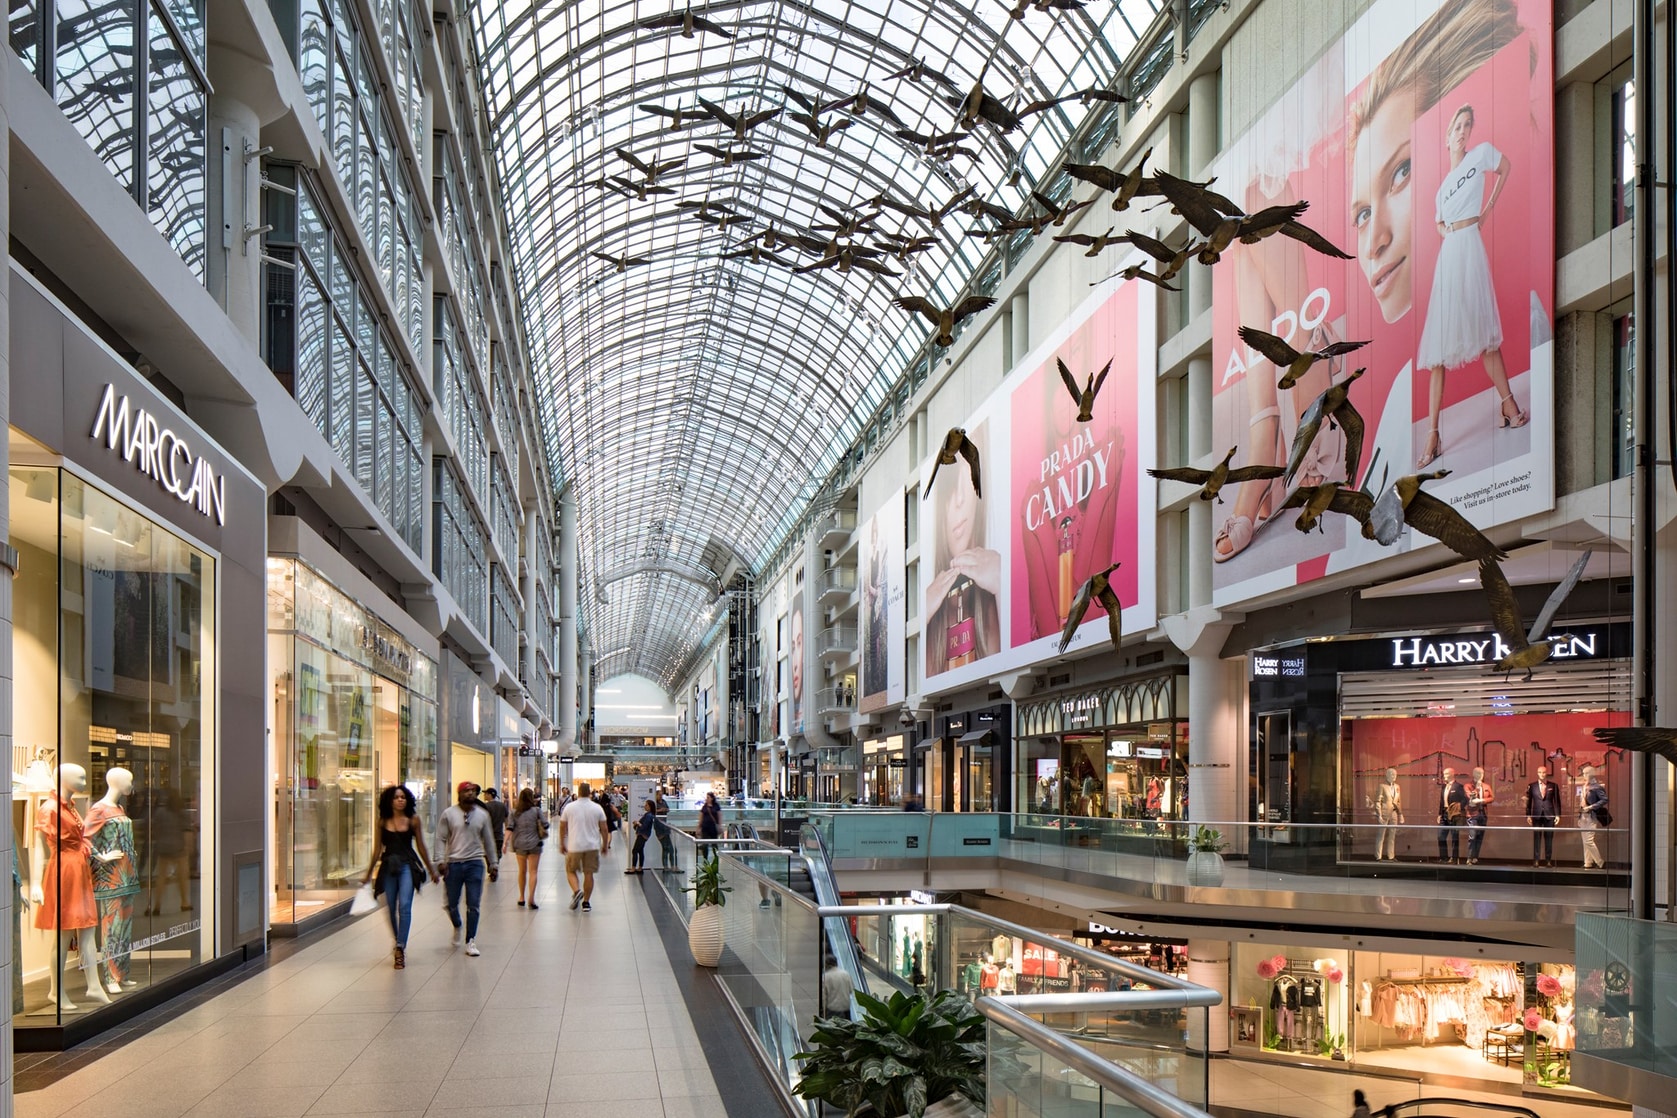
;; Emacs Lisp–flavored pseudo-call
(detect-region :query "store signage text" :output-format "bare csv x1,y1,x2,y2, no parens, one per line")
1089,922,1122,934
1388,630,1600,668
90,383,226,525
1252,654,1306,678
361,624,412,676
1060,695,1101,715
908,890,935,905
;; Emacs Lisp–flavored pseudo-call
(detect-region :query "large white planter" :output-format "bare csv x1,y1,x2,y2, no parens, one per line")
689,903,724,966
1186,851,1225,887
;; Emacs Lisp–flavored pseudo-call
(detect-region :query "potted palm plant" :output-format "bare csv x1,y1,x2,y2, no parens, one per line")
685,850,730,966
794,989,986,1118
1186,824,1227,887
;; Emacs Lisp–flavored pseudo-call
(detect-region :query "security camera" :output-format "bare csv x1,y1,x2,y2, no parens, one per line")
898,708,916,730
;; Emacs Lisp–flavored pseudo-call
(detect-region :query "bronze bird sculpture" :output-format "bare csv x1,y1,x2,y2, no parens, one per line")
814,203,881,238
1113,231,1198,280
1239,326,1371,390
722,244,790,267
1054,228,1125,256
1063,147,1154,211
1058,357,1112,422
947,80,1063,133
1284,368,1365,486
1478,550,1593,681
842,85,907,129
1148,447,1285,504
614,148,684,183
1153,171,1351,263
1008,0,1084,20
1058,563,1123,654
894,294,997,347
1591,725,1677,766
694,143,764,167
1368,469,1506,561
608,174,676,201
873,187,973,230
925,427,982,498
1275,482,1375,536
637,4,733,38
1029,190,1094,229
1091,263,1179,291
884,58,958,90
640,101,701,131
698,98,780,141
591,250,652,274
791,112,851,147
876,233,939,262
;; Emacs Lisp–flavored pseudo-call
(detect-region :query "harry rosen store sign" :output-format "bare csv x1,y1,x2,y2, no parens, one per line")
90,383,228,525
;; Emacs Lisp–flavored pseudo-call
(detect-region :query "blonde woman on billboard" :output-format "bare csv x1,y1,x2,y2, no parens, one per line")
1346,0,1531,467
1413,104,1523,467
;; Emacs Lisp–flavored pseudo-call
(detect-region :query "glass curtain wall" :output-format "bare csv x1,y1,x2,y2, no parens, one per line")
9,0,207,277
9,464,216,1024
267,558,437,924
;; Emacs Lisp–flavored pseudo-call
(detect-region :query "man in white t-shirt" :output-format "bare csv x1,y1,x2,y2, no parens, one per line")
560,782,610,911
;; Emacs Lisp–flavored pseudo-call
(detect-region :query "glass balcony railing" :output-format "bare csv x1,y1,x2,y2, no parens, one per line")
815,685,856,715
817,624,857,656
817,565,857,599
643,825,1221,1118
1573,912,1677,1103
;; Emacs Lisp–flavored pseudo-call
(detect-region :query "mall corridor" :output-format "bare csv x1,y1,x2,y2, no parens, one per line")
13,850,770,1118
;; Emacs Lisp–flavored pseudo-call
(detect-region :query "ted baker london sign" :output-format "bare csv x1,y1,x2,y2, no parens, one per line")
90,383,227,525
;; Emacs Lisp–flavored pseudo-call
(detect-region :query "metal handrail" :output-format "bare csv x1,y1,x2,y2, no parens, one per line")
821,903,1215,996
976,996,1215,1118
799,824,869,1006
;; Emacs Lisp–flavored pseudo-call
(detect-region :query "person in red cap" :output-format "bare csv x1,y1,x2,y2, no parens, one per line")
437,781,498,955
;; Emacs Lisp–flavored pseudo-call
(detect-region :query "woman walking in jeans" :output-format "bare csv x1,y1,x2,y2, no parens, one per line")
361,786,437,969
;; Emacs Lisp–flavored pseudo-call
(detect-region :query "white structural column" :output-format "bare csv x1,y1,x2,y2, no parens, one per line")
557,489,578,748
0,45,15,1118
1185,70,1220,319
1163,616,1242,829
1010,291,1030,366
578,636,593,747
205,95,262,341
520,504,538,694
1187,940,1230,1053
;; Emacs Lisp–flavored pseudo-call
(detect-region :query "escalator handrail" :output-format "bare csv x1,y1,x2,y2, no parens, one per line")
799,823,868,1003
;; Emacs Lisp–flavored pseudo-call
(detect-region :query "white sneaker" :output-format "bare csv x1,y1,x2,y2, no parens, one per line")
465,940,481,957
449,927,461,948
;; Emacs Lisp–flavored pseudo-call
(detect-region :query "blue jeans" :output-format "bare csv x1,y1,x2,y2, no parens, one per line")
445,861,486,940
383,862,415,948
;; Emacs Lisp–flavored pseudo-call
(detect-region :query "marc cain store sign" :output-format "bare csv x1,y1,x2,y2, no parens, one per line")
89,382,228,525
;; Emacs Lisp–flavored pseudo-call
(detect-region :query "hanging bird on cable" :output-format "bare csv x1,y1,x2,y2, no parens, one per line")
894,294,997,347
1239,326,1371,390
883,58,959,90
699,98,781,141
1112,232,1199,281
636,4,733,38
1285,369,1366,486
591,250,652,274
640,101,703,132
694,143,764,167
1058,357,1112,422
1478,550,1593,681
1052,228,1126,256
1154,172,1351,264
1275,483,1375,537
1368,470,1506,561
1148,447,1285,504
925,428,983,498
1063,148,1156,211
1058,563,1123,654
1006,0,1085,20
1091,262,1179,291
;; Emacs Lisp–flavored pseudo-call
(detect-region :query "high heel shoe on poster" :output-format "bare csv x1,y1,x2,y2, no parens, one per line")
1497,391,1529,429
1416,427,1442,469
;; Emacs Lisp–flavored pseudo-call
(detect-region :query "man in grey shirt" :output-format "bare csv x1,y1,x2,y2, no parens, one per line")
437,782,498,956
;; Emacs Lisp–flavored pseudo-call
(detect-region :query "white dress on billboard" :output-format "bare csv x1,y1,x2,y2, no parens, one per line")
1417,141,1505,370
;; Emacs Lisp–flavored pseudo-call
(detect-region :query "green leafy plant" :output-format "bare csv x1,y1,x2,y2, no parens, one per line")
793,988,986,1118
1187,825,1227,854
684,851,732,908
1317,1030,1345,1057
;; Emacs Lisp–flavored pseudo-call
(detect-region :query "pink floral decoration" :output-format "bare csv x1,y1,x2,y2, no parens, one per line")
1271,954,1288,971
1256,957,1281,980
1452,961,1475,979
1523,1007,1545,1032
1536,974,1563,998
1327,966,1345,984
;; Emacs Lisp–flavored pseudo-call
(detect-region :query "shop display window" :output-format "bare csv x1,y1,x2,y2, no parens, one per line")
10,466,215,1024
267,558,437,924
1233,944,1351,1059
1342,711,1629,868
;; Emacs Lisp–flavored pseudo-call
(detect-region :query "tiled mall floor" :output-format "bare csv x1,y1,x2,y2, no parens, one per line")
16,847,763,1118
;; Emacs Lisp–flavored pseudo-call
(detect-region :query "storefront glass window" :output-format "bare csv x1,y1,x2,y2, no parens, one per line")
268,558,438,924
10,466,216,1024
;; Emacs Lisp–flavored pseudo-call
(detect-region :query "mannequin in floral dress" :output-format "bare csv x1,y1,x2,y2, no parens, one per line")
86,767,140,993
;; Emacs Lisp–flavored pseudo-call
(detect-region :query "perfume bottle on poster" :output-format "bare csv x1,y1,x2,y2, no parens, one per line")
1056,514,1079,622
945,576,977,668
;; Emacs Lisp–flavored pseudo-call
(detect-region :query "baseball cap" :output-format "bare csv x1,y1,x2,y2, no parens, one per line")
458,781,480,795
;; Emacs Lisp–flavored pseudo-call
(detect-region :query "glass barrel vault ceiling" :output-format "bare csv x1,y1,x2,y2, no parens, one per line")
470,0,1164,687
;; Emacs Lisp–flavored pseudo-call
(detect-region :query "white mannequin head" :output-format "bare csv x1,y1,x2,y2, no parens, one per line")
1581,764,1595,782
105,767,133,799
57,762,87,797
1385,767,1397,782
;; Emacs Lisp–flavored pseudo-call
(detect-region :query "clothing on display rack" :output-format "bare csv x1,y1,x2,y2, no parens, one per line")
1366,976,1471,1043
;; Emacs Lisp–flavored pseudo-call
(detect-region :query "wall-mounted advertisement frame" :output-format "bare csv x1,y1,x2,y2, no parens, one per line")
860,490,906,712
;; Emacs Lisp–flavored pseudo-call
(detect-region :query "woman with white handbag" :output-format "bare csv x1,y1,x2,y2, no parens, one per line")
359,786,439,969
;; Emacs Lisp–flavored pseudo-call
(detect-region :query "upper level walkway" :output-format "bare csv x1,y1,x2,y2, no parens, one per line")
15,848,779,1118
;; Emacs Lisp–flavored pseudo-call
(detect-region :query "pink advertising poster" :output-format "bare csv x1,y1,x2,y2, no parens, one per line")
1008,282,1141,650
1206,0,1554,606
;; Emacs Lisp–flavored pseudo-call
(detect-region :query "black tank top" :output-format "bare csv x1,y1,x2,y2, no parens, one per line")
380,826,417,864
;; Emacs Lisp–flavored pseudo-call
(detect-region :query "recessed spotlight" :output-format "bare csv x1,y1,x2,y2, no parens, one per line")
1457,577,1476,584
